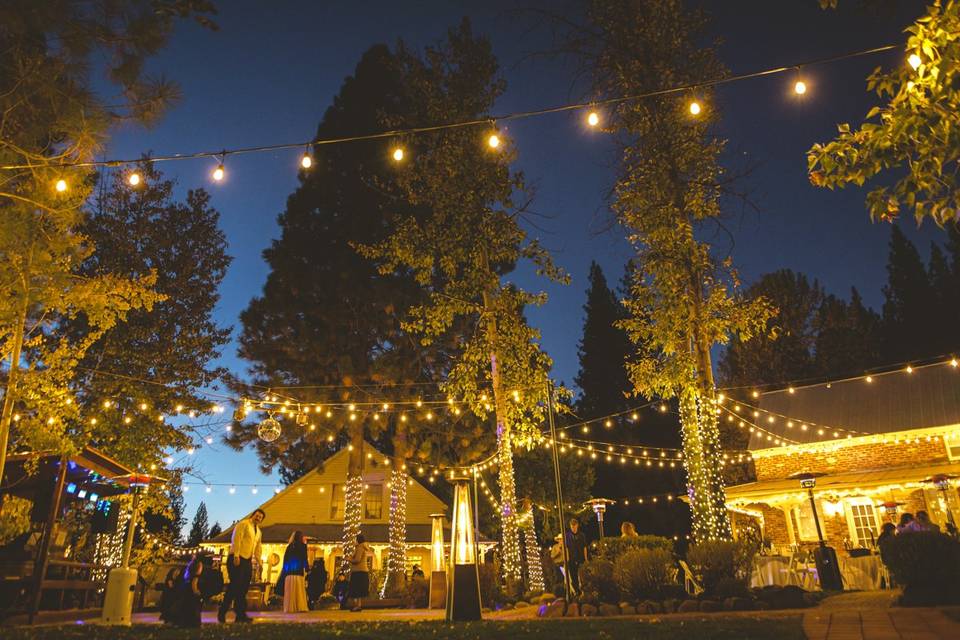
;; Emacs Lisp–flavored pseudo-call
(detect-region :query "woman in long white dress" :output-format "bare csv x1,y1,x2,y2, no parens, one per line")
280,530,309,613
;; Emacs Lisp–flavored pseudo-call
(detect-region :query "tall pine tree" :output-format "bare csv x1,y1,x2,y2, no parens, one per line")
882,225,938,363
186,502,209,547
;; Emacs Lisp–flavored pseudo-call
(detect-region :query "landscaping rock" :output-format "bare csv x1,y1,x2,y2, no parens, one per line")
619,603,637,615
677,599,700,613
723,596,753,611
564,602,580,617
642,600,663,614
662,598,678,613
599,604,620,617
699,599,721,612
542,599,566,618
502,603,515,610
514,600,532,608
581,603,598,617
539,593,557,604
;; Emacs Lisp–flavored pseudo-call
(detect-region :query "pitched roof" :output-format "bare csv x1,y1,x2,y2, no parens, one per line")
749,362,960,450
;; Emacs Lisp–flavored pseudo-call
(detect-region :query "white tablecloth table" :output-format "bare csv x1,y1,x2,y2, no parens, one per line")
750,556,795,588
839,555,883,591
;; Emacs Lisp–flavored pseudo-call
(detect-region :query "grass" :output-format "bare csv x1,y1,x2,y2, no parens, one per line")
4,616,805,640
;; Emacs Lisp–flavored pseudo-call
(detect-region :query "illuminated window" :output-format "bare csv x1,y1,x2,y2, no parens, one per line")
945,438,960,461
364,483,383,520
845,498,879,547
330,484,344,520
792,502,820,542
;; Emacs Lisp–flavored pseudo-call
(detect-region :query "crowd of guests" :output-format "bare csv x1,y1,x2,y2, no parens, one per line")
550,517,642,597
159,507,437,626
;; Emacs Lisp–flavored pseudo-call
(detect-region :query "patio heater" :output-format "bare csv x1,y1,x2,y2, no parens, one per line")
445,472,481,622
880,501,905,523
922,474,958,528
585,498,615,539
102,473,166,625
788,471,843,591
429,512,447,609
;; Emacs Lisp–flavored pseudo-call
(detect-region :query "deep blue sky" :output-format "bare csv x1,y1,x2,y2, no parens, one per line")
102,0,947,531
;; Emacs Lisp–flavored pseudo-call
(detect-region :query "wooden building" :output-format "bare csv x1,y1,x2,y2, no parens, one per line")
725,361,960,549
204,440,495,583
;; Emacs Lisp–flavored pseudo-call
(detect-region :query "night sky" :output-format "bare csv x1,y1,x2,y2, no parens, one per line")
102,0,947,531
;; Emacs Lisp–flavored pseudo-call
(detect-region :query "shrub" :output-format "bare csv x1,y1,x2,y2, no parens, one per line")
404,576,429,608
578,558,619,604
478,563,505,607
597,535,674,561
614,547,674,601
686,540,754,596
882,531,960,605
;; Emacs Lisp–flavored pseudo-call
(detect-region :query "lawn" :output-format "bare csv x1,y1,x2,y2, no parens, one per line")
4,616,805,640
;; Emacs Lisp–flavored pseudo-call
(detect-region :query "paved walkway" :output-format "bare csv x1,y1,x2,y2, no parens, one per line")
802,592,960,640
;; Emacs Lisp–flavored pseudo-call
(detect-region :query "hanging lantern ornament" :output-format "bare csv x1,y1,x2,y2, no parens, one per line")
258,416,282,442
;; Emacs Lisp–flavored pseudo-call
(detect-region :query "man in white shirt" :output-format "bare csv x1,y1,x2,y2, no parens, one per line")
218,508,265,623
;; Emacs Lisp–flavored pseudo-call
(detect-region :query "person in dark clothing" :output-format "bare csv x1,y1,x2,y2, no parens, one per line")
159,565,181,624
306,559,328,606
411,564,424,579
172,556,203,628
564,518,588,597
279,530,309,612
332,571,350,609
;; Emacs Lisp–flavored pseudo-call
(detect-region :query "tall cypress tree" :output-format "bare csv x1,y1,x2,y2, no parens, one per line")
186,502,209,547
574,262,632,417
882,225,937,362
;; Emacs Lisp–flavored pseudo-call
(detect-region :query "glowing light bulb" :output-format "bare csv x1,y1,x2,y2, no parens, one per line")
212,164,225,181
587,111,600,127
127,172,143,187
300,154,313,169
392,147,404,162
794,80,807,95
689,101,702,116
487,133,501,149
908,53,922,70
55,179,67,192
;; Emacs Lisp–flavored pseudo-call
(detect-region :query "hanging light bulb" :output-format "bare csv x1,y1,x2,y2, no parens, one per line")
688,101,702,116
55,179,68,192
487,132,501,149
128,172,142,186
794,80,807,95
212,164,225,181
300,152,313,169
908,53,922,70
587,110,600,127
392,147,404,162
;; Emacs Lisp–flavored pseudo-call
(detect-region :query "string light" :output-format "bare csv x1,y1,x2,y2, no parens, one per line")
392,147,404,162
487,132,501,149
688,100,702,116
300,152,313,169
586,110,600,127
212,163,225,181
128,172,141,186
908,53,922,70
55,178,67,192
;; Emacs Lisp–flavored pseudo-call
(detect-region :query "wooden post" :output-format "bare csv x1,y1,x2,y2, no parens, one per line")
28,455,68,624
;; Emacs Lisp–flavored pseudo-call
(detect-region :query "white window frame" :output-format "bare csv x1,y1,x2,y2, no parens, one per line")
792,501,821,542
945,437,960,461
844,497,880,547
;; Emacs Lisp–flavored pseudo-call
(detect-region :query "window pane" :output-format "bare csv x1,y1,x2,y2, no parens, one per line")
364,484,383,519
330,484,344,520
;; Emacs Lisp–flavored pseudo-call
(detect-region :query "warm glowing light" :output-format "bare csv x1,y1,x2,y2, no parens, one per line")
952,359,959,368
865,376,873,383
487,133,501,149
212,164,225,181
908,53,922,70
300,154,313,169
906,365,913,373
392,147,404,162
689,101,702,115
794,80,807,95
587,111,600,127
55,179,67,192
128,172,141,186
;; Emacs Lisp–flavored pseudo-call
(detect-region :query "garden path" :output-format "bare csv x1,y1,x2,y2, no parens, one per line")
802,591,960,640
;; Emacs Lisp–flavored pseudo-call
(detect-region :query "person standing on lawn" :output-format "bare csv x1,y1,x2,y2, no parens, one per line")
347,534,372,612
280,530,309,613
218,508,264,623
564,518,588,597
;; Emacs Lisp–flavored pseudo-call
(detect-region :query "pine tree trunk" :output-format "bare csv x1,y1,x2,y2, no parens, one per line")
342,424,365,573
490,349,522,584
381,419,409,596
